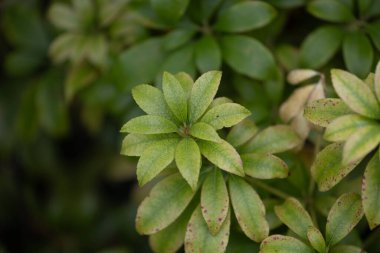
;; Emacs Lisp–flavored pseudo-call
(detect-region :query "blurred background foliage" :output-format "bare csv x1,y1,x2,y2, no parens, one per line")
1,0,380,252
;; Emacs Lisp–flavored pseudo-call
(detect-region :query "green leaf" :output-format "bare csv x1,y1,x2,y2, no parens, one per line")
226,119,258,148
48,3,79,31
343,31,374,78
300,25,343,68
149,203,192,253
136,138,179,186
307,226,326,253
260,235,315,253
97,0,128,26
312,143,359,191
343,125,380,165
201,169,229,235
330,245,366,253
221,35,276,80
160,44,196,77
86,34,107,68
49,34,78,63
307,0,354,22
175,72,193,96
241,125,300,154
120,115,178,134
324,114,377,142
189,71,221,122
209,97,233,109
195,36,221,72
163,28,196,51
274,197,314,239
136,173,196,234
189,122,221,143
162,72,188,122
242,153,288,179
175,138,201,190
201,103,251,130
326,193,364,246
185,205,230,253
304,98,352,127
198,140,244,176
132,84,173,120
367,20,380,51
65,63,97,101
121,133,178,156
229,176,269,242
214,1,276,32
375,61,380,101
119,38,165,88
151,0,189,23
362,151,380,230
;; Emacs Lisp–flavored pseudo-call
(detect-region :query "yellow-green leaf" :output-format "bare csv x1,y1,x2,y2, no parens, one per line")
162,72,188,122
120,115,178,134
137,138,179,186
189,71,221,122
375,61,380,101
307,226,326,253
343,125,380,165
175,72,193,97
324,114,377,142
136,173,196,234
362,151,380,230
201,103,251,130
190,122,221,143
198,140,244,176
331,69,380,119
229,176,268,242
326,193,363,246
226,119,258,147
149,203,193,253
48,3,79,31
241,125,300,154
304,98,352,127
260,235,315,253
175,138,201,190
201,169,229,235
312,143,359,192
242,153,288,179
185,205,230,253
132,84,173,120
121,133,178,156
274,197,314,240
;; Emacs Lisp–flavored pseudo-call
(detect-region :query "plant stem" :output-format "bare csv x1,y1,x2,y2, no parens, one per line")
248,178,290,199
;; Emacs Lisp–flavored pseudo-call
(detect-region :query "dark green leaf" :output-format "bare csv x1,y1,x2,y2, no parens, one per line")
195,36,221,72
221,35,276,80
151,0,190,23
307,0,355,22
343,31,374,78
300,26,343,68
214,1,276,32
